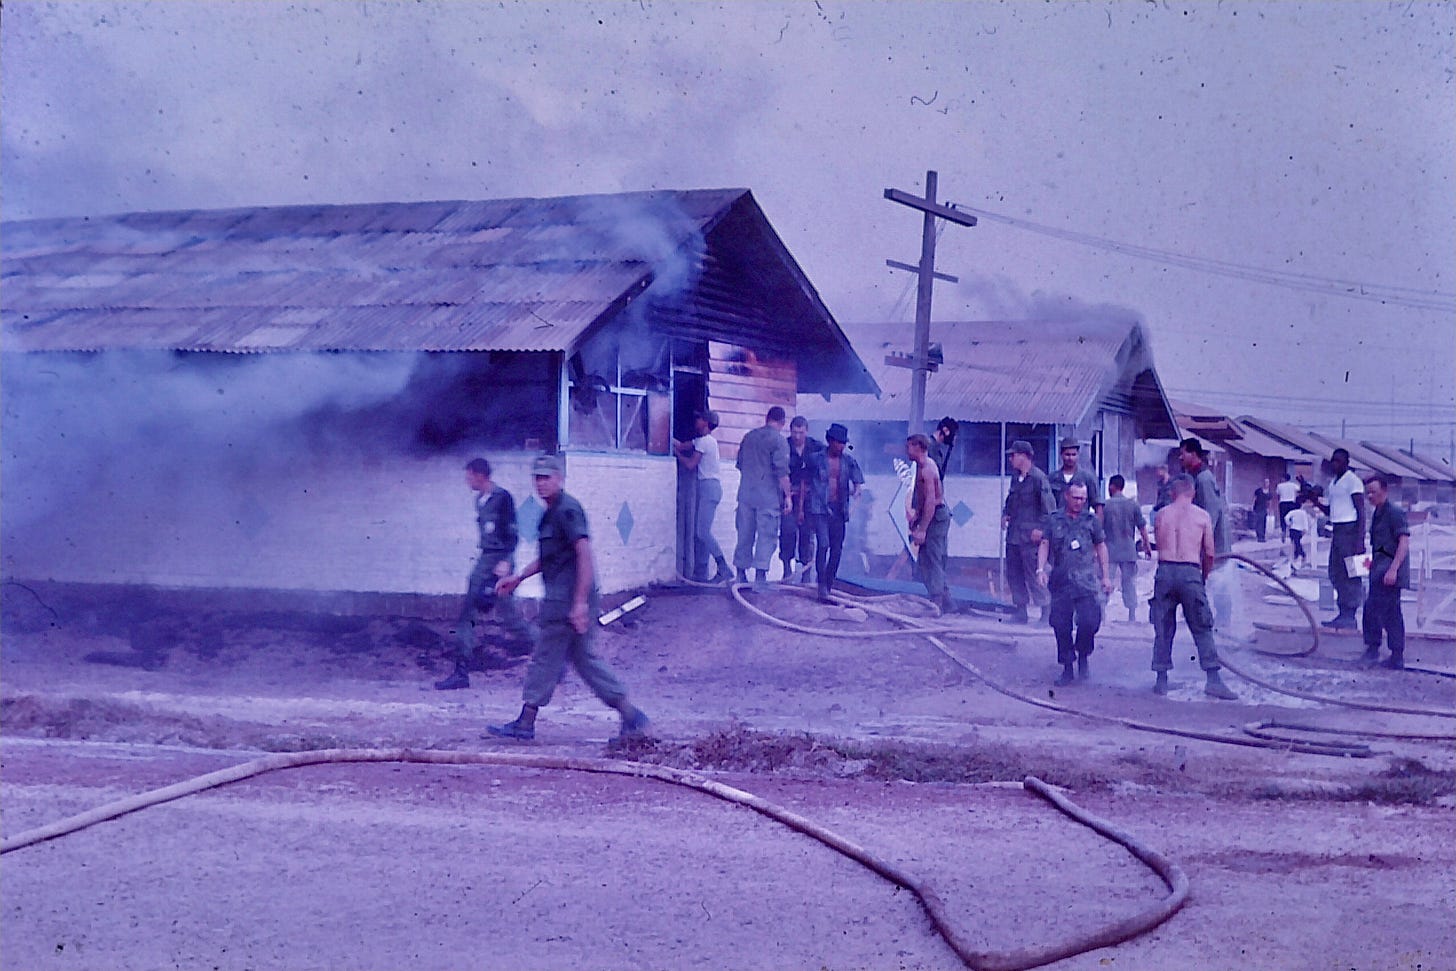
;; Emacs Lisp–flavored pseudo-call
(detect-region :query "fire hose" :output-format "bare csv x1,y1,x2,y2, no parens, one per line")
729,550,1454,756
1,748,1186,971
9,559,1445,967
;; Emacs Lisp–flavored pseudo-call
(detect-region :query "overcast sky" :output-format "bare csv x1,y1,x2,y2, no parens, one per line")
4,1,1453,456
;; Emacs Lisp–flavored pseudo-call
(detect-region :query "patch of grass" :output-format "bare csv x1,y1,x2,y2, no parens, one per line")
1251,757,1456,807
1345,758,1456,806
610,722,1112,790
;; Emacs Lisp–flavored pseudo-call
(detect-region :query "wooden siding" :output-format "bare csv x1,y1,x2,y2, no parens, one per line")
707,341,796,460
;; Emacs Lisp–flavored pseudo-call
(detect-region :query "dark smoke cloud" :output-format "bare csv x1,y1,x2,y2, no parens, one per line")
1,350,416,530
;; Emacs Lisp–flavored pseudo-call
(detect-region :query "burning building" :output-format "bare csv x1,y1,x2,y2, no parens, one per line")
1,190,876,605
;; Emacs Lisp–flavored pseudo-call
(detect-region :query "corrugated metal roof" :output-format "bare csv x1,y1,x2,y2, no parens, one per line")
1359,441,1456,484
1236,416,1446,482
1222,421,1317,462
1,189,747,353
799,319,1160,426
1400,447,1456,484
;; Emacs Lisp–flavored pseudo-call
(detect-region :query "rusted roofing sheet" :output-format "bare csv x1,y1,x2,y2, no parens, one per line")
801,319,1139,425
1,189,744,353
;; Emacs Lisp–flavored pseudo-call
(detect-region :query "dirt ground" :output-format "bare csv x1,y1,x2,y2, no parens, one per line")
2,557,1454,971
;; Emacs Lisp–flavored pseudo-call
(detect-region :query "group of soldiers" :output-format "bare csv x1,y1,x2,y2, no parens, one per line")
677,407,962,611
432,454,650,743
431,426,1413,738
677,406,876,606
1003,436,1240,696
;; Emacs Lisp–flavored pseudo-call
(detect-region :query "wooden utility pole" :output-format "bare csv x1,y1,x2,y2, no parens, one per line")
884,170,976,431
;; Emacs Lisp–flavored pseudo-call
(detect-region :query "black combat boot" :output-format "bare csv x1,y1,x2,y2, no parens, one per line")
434,662,469,691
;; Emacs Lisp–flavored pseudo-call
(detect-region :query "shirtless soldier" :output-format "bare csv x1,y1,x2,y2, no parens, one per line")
1151,474,1237,699
907,434,952,612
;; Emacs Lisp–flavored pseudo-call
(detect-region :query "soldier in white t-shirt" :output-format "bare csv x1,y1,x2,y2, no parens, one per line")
674,410,731,583
1319,448,1367,629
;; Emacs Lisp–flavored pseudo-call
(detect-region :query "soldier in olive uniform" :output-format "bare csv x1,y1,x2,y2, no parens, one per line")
488,455,650,741
1049,438,1101,511
436,457,534,691
1001,440,1056,624
1037,482,1112,686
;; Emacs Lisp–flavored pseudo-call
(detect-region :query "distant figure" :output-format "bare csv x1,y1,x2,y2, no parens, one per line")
931,416,959,481
1285,496,1315,568
1252,478,1272,542
1360,473,1410,670
435,457,534,691
1103,474,1151,623
1150,474,1237,700
779,416,822,584
1037,482,1111,686
907,433,951,613
674,410,731,583
1320,448,1367,630
1001,440,1056,624
805,423,864,603
733,406,792,590
1179,438,1232,629
1152,464,1174,514
488,455,649,741
1275,473,1300,541
1050,437,1101,510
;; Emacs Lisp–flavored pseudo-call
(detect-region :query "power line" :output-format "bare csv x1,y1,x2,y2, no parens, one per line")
945,202,1456,313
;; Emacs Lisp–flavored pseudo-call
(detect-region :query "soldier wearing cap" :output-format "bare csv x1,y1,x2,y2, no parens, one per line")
1001,440,1056,624
1049,437,1101,511
489,454,650,741
805,422,864,602
931,416,959,482
1037,481,1112,685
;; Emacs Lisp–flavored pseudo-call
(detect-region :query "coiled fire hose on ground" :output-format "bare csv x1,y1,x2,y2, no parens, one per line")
1,748,1187,971
9,557,1447,968
728,551,1454,757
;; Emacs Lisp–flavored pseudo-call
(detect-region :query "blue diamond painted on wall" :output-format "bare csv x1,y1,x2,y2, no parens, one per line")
951,501,973,527
616,501,635,544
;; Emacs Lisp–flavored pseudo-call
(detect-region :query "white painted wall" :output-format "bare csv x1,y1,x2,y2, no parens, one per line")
2,449,685,598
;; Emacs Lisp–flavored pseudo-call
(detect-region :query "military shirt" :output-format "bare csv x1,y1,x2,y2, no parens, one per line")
1042,509,1106,598
1192,467,1231,555
930,439,953,481
1368,500,1411,589
1101,495,1145,562
1003,466,1055,545
736,425,790,507
475,486,519,561
1050,467,1102,509
537,490,596,611
787,437,822,491
805,448,864,519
